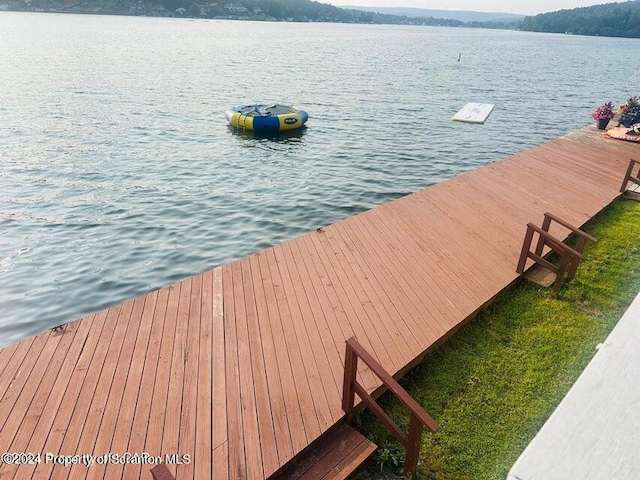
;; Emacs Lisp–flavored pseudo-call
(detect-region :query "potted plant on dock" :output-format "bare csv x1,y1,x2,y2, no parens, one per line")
617,96,640,127
591,101,614,130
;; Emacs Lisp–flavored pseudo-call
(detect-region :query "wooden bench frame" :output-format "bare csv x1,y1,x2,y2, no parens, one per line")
342,337,440,478
620,158,640,193
516,212,597,293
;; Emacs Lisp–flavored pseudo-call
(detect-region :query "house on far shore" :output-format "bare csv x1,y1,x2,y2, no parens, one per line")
199,2,219,16
223,2,247,13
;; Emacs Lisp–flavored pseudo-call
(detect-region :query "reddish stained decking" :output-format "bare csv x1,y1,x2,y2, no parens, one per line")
0,132,636,480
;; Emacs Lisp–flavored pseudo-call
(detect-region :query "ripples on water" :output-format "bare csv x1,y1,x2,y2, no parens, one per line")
0,13,638,346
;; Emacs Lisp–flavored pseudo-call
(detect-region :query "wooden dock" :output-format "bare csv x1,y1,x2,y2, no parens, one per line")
0,127,637,480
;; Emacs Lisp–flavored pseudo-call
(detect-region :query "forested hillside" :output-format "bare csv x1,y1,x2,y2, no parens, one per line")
7,0,640,39
5,0,465,26
520,0,640,38
211,0,463,25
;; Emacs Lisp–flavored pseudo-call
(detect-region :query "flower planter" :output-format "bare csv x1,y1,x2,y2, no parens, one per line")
619,106,640,127
592,102,614,130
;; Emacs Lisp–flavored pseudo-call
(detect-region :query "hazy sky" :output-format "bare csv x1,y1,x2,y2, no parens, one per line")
329,1,622,16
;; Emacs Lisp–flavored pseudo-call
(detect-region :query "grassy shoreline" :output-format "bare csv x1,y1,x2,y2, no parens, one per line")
354,197,640,480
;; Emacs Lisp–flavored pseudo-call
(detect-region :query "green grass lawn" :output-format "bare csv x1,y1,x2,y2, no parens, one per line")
354,197,640,480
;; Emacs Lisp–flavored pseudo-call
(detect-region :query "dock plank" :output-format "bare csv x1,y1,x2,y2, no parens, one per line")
305,232,385,384
0,332,55,438
333,219,427,353
212,266,227,457
176,274,203,480
355,209,469,325
289,234,354,372
121,287,170,480
142,282,181,474
29,310,111,480
47,305,122,479
369,206,487,312
240,257,280,475
273,246,336,430
247,253,294,467
282,239,347,406
254,251,308,460
161,278,192,479
66,298,138,480
222,263,246,480
324,222,416,364
84,296,147,480
310,229,398,375
348,213,452,338
103,291,158,480
0,341,18,378
232,260,264,480
266,247,322,445
193,270,214,480
0,339,28,397
101,292,161,478
3,322,81,480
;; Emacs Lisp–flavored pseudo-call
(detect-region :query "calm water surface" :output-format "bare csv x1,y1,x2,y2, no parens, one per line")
1,12,638,346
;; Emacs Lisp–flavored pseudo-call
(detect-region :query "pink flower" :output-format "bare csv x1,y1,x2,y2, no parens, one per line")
591,102,614,121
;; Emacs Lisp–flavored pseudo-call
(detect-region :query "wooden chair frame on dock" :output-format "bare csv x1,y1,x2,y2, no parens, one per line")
342,337,440,478
516,212,597,293
620,158,640,193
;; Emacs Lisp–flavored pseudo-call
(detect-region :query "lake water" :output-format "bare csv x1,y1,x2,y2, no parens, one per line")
1,12,638,346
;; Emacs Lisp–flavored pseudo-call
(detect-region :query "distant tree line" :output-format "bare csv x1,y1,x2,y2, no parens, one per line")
162,0,640,37
520,0,640,38
173,0,466,26
8,0,640,39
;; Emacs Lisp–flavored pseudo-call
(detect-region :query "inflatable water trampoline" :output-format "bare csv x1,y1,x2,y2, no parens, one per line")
225,104,308,133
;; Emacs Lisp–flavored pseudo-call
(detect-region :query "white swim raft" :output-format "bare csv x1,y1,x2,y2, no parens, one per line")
452,103,495,124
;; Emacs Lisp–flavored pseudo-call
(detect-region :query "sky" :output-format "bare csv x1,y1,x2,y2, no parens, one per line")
328,0,623,16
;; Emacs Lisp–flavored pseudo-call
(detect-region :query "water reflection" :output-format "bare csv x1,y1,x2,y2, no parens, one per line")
227,125,307,142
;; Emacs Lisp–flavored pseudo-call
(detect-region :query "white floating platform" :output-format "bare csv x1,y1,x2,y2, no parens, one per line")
452,102,495,124
508,291,640,480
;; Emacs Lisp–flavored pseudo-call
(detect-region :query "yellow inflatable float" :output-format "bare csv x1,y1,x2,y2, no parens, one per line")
225,104,308,133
